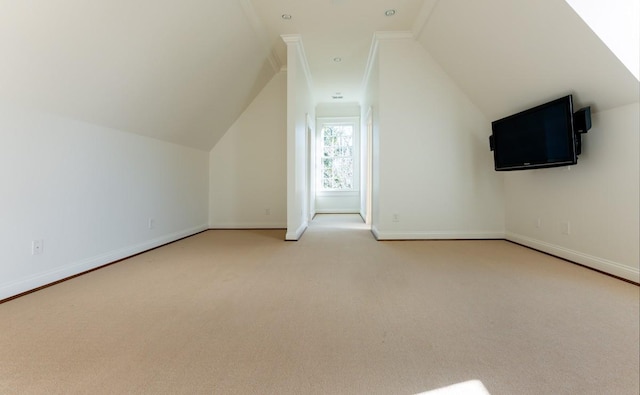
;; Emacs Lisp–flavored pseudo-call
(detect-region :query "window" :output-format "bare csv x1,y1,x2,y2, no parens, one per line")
319,122,355,191
564,0,639,80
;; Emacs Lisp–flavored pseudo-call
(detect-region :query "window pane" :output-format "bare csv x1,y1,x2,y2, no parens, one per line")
323,146,335,157
320,123,355,190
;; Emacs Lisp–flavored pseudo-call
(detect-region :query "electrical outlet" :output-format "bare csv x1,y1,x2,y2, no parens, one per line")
392,213,400,222
561,221,570,235
31,240,43,255
536,218,542,228
148,218,155,230
265,208,271,216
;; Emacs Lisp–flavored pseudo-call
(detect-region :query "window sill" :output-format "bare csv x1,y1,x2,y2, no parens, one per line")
316,190,360,197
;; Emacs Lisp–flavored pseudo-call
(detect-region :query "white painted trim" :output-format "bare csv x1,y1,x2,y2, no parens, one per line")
506,232,640,283
0,224,209,301
281,34,314,99
316,116,361,195
316,190,360,197
371,225,381,240
361,34,380,98
373,230,506,240
314,209,360,214
209,222,287,229
285,221,308,241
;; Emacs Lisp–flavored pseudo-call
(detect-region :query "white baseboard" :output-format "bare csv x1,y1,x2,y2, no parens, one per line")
285,221,308,241
209,222,287,229
372,227,505,241
314,209,360,214
0,224,208,301
506,232,639,283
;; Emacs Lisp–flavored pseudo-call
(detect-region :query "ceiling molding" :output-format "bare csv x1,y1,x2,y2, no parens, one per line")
281,34,315,100
239,0,282,71
411,0,440,39
360,34,380,100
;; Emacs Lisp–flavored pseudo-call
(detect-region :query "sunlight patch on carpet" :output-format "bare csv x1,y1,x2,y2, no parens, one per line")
416,380,491,395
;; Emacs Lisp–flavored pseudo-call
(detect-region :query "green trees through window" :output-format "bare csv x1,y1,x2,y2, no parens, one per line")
320,124,354,190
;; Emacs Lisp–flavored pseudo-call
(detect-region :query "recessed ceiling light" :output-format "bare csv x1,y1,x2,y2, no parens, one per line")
333,57,342,62
384,9,396,16
281,14,292,20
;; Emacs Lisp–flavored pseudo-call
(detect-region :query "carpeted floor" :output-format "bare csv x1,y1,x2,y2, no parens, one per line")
0,214,638,394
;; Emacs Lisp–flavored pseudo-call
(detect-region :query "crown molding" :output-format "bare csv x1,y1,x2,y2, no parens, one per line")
361,34,380,98
281,34,314,98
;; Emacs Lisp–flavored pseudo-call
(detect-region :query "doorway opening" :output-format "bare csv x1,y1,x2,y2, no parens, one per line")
309,213,368,231
314,117,360,215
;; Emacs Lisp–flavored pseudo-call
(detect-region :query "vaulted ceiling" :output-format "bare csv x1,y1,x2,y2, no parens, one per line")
0,0,429,150
1,0,637,151
0,0,274,150
417,0,639,120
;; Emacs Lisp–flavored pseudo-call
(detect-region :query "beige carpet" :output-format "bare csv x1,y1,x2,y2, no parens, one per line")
1,214,638,394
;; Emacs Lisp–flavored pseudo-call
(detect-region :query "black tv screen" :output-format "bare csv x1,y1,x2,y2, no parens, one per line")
491,95,577,171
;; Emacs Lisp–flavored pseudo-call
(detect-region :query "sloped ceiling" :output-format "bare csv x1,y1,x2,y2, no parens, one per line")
0,0,430,151
2,0,637,150
0,0,275,150
417,0,640,120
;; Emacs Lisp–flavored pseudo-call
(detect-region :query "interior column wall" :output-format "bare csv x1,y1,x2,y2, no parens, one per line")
283,35,315,240
361,44,380,228
372,35,505,239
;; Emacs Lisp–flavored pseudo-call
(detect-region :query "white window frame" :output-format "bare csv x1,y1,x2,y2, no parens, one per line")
316,117,360,194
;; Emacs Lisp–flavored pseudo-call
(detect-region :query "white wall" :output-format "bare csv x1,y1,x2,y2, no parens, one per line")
361,48,380,226
283,35,315,240
314,193,360,214
316,103,361,118
209,72,287,228
372,35,505,239
0,105,209,300
414,0,639,281
505,103,640,282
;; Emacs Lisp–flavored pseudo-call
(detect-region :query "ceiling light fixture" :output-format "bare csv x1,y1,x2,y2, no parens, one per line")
281,14,292,20
384,9,396,16
333,57,342,62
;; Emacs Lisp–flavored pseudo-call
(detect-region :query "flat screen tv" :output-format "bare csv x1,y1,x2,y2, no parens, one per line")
490,95,577,171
